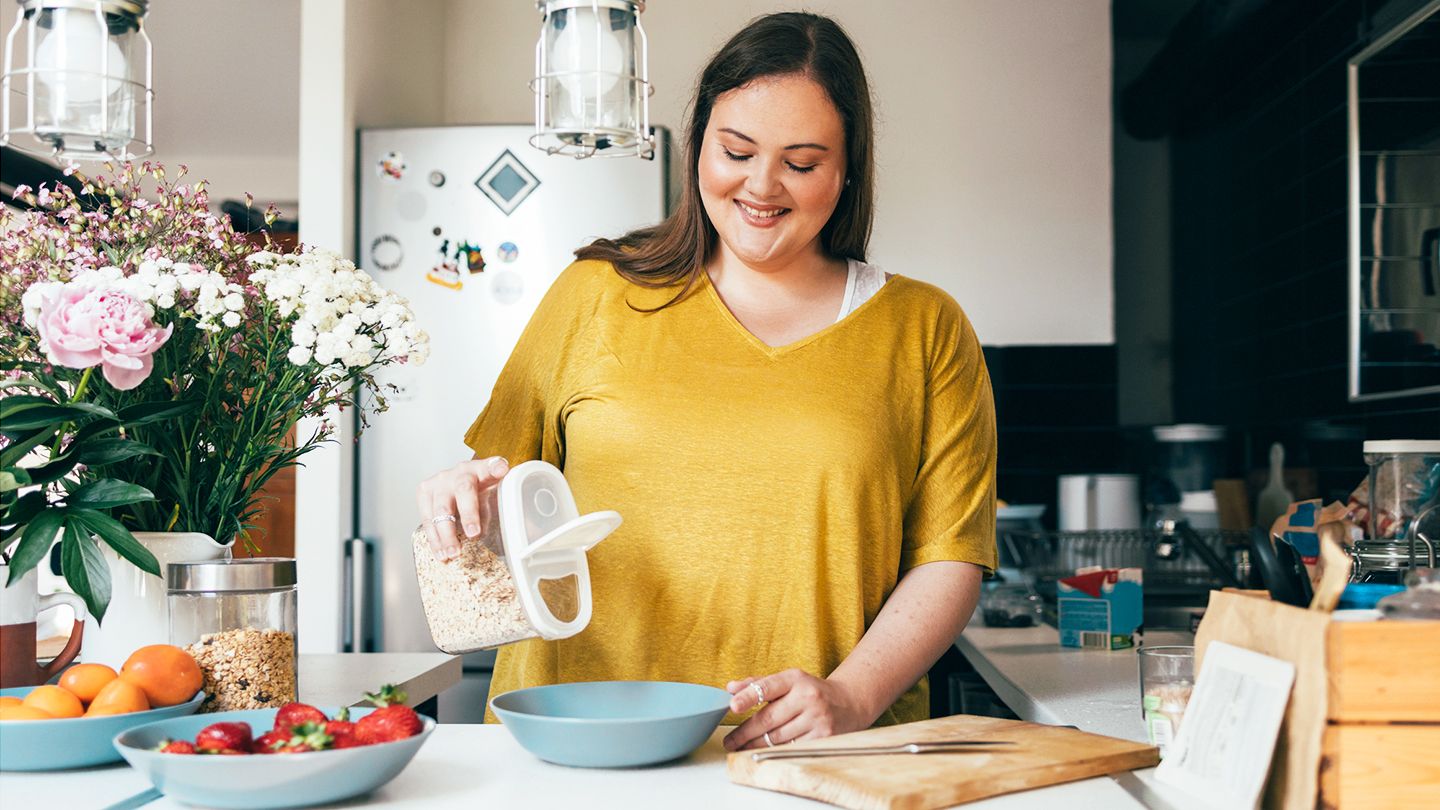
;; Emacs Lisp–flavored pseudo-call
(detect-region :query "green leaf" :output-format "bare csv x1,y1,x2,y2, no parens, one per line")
6,510,65,583
0,394,57,421
0,425,58,468
67,480,155,510
76,438,161,466
70,509,160,577
61,518,110,624
2,403,116,430
3,490,46,526
23,454,79,487
1,468,32,492
117,399,202,426
0,376,62,397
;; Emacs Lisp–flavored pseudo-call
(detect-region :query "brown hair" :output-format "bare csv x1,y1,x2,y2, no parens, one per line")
574,11,875,309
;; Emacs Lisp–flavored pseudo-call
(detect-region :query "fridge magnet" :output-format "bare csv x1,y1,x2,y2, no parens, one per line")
491,271,524,305
426,261,463,291
370,234,403,272
498,241,519,263
432,226,443,237
377,151,405,181
474,149,540,216
457,241,486,274
428,170,446,187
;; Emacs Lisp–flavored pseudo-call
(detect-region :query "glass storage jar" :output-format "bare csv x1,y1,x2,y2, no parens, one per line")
167,557,298,713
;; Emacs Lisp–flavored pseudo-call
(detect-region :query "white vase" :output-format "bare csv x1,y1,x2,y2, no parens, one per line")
79,531,232,669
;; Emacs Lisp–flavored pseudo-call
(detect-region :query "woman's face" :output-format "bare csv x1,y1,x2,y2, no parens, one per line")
698,74,847,271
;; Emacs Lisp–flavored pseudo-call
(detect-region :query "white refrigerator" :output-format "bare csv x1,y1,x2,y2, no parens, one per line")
353,125,670,720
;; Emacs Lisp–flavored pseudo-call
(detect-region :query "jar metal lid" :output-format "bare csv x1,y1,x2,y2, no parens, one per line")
1152,424,1226,442
167,557,297,592
1362,439,1440,454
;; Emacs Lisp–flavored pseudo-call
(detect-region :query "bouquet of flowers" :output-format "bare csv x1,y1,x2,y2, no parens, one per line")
1,163,428,620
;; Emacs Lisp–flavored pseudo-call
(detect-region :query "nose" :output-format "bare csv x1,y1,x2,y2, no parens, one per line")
743,156,784,200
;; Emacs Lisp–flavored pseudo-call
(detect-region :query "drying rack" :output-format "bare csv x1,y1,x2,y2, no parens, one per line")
1000,529,1252,594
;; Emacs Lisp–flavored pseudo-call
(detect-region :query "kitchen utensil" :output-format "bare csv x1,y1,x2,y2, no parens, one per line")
1310,522,1353,612
0,687,203,771
1059,474,1142,531
112,706,433,809
99,788,162,810
1255,443,1294,532
489,680,730,768
750,740,1015,762
1275,539,1314,604
1251,529,1306,607
728,714,1158,810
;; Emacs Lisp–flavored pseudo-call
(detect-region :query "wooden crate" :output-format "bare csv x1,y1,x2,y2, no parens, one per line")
1326,619,1440,722
1319,723,1440,810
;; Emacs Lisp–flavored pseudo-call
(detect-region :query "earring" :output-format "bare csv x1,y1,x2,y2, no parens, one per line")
844,177,852,187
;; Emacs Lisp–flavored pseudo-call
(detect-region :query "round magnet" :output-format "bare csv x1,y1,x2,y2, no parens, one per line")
498,241,519,263
377,151,405,181
432,226,443,237
491,271,524,305
370,234,403,271
428,170,446,187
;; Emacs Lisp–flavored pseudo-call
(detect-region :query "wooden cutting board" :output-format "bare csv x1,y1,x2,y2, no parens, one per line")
727,714,1159,810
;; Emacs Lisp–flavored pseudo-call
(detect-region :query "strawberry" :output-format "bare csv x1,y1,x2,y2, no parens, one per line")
272,721,333,753
355,685,422,745
156,739,196,754
251,730,288,754
195,721,253,754
325,707,363,749
273,702,328,734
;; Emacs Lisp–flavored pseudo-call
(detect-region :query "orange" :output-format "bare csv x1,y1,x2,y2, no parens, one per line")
119,644,203,708
59,663,119,704
0,705,53,721
0,696,22,709
21,685,83,718
85,677,150,716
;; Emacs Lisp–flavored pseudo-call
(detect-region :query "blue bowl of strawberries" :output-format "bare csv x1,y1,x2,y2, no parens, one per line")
113,687,433,809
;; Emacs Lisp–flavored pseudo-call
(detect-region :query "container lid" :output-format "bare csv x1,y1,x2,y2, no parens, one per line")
497,460,621,640
1152,424,1226,442
167,557,297,592
1362,440,1440,454
1178,490,1218,512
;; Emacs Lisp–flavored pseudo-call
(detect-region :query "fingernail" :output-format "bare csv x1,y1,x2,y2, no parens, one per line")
490,458,509,476
464,523,480,537
445,545,459,560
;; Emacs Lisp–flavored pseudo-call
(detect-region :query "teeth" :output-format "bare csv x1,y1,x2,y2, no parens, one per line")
738,202,786,219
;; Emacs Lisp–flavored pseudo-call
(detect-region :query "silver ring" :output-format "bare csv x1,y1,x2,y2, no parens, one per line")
763,731,775,747
430,514,457,525
751,683,766,706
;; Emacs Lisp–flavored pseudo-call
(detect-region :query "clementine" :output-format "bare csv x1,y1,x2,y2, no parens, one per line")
85,678,150,716
58,663,119,704
120,644,203,707
0,705,53,721
20,685,83,718
0,696,22,709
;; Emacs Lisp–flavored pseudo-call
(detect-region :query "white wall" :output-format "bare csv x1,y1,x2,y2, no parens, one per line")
439,0,1114,346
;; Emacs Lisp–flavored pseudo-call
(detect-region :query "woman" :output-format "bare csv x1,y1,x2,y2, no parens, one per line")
416,12,995,751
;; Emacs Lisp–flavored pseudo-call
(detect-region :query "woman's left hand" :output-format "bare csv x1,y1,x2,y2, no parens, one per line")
721,669,876,751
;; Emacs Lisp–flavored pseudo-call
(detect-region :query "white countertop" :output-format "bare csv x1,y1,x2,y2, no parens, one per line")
0,725,1170,809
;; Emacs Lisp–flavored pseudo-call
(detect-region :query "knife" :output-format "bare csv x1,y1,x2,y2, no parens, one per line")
750,740,1015,762
100,787,163,810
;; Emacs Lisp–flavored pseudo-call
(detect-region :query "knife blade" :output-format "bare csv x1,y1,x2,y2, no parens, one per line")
751,740,1016,762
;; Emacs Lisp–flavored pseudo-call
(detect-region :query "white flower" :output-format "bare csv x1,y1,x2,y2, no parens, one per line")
223,292,244,311
222,311,242,328
287,345,312,365
156,293,176,309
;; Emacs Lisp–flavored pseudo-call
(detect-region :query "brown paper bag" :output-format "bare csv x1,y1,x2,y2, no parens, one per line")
1194,590,1331,810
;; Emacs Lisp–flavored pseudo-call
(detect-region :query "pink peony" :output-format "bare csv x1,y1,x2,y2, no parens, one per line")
36,284,173,390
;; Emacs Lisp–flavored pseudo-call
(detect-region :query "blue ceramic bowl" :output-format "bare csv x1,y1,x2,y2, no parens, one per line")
0,686,204,771
490,680,731,768
113,706,434,809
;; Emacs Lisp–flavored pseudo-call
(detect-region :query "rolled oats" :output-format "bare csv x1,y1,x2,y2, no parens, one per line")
186,627,297,713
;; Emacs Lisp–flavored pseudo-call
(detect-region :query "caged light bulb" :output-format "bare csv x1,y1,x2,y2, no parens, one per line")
33,9,129,104
551,7,624,100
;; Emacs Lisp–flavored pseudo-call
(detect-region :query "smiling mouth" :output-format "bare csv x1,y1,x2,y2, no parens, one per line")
735,200,790,221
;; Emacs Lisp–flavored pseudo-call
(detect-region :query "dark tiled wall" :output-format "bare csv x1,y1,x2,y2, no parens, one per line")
1168,0,1440,494
983,345,1121,525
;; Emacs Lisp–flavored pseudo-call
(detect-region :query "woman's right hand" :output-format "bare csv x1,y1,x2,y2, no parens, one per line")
416,455,510,560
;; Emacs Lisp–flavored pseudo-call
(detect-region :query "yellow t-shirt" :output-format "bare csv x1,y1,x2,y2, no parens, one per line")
463,259,996,726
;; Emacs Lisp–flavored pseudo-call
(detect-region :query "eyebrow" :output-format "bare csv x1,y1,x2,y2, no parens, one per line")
718,127,829,151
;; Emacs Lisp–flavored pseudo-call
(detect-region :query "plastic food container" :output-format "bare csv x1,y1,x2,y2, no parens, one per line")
167,557,298,713
1360,440,1440,541
413,460,621,653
